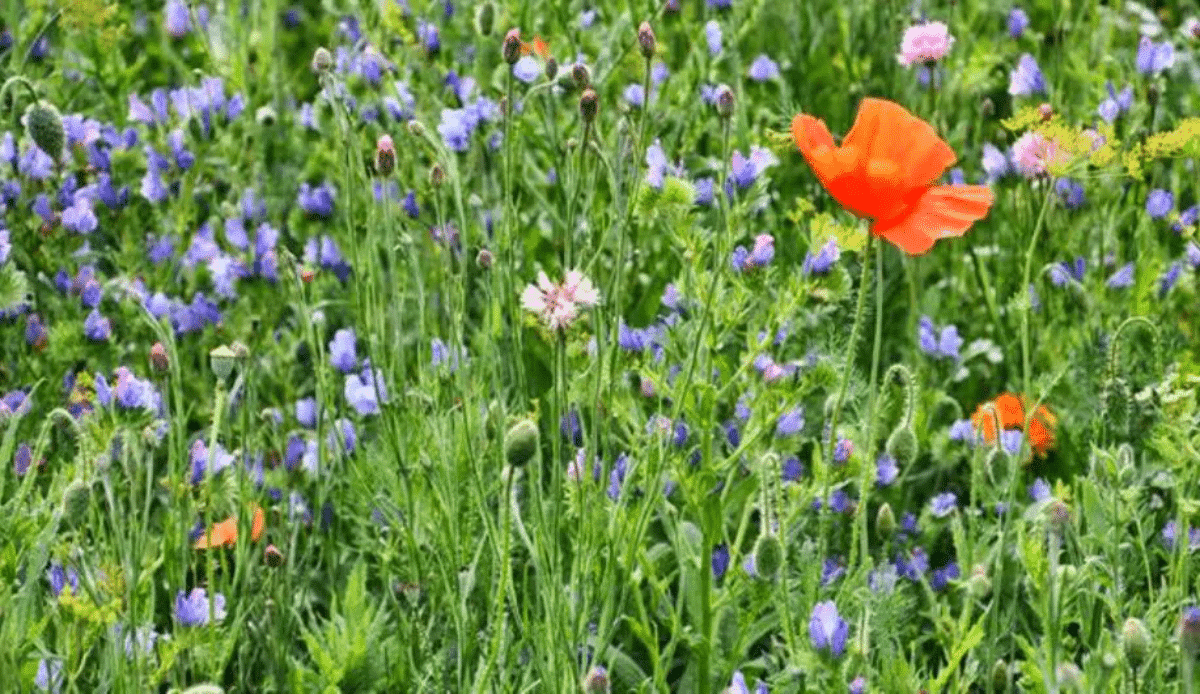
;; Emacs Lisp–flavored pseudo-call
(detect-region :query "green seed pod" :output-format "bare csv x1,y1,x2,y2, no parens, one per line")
504,419,540,467
61,479,92,521
752,533,783,578
885,426,918,466
990,660,1009,692
1121,618,1149,670
209,345,237,380
875,502,896,538
25,102,65,160
1055,663,1083,692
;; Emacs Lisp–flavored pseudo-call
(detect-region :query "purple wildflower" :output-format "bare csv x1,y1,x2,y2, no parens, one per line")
174,587,226,626
930,492,957,517
809,601,849,658
1009,53,1046,96
748,54,780,81
1136,36,1174,75
1106,262,1135,289
1146,189,1174,219
1008,8,1029,38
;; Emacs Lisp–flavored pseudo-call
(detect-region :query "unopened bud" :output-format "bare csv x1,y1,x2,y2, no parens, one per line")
374,134,396,176
637,21,656,60
582,666,610,693
980,97,995,118
968,563,991,598
24,102,64,160
885,426,918,466
752,534,782,578
311,47,333,73
429,164,445,188
150,342,169,373
1121,618,1149,670
1181,608,1200,657
1038,103,1054,122
1147,83,1160,107
504,419,540,467
990,660,1010,692
579,88,599,124
255,105,277,126
572,63,591,90
407,120,426,138
474,2,495,36
876,502,896,538
476,248,494,269
545,57,559,81
715,84,735,119
62,479,92,520
1055,663,1083,692
502,29,522,65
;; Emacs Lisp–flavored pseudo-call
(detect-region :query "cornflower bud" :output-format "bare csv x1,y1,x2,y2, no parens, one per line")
375,134,396,177
579,88,599,124
715,84,735,119
311,47,333,73
637,21,656,60
502,29,522,65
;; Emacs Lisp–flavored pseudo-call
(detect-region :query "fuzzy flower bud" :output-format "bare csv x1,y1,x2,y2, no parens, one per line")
876,502,896,538
62,479,92,520
715,84,735,119
1121,618,1150,670
752,533,782,578
504,419,540,467
25,102,64,160
311,47,333,73
572,63,591,90
579,88,599,124
885,426,918,466
545,57,559,81
476,248,494,269
475,2,495,36
1038,103,1054,122
582,666,610,693
429,164,445,188
1181,607,1200,658
150,342,169,373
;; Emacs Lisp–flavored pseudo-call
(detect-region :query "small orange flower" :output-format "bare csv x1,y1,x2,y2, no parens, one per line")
792,98,994,255
521,36,550,60
194,505,265,549
971,392,1057,457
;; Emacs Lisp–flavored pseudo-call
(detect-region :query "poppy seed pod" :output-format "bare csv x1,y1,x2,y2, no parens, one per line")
24,102,64,160
752,533,782,578
311,46,333,73
209,345,237,380
579,88,599,124
1121,618,1149,670
715,84,735,119
375,134,396,177
504,419,540,467
502,29,522,65
637,21,656,60
474,2,494,36
885,426,918,466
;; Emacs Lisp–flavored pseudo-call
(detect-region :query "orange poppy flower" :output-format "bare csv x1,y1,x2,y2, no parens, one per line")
791,98,995,255
194,505,265,549
970,392,1057,457
521,36,550,60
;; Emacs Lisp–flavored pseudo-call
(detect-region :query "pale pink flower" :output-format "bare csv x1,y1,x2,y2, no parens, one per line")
521,269,600,331
898,22,955,67
1010,131,1069,179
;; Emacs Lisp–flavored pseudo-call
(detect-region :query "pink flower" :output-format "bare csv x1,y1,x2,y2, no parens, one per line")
521,269,600,331
897,22,955,67
1010,131,1068,179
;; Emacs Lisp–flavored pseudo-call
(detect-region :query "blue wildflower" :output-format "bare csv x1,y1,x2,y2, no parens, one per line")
1106,262,1135,289
748,54,780,81
930,492,957,518
1146,189,1174,219
1008,7,1029,38
809,601,849,658
705,21,722,56
1008,53,1046,96
1135,36,1174,76
174,587,226,626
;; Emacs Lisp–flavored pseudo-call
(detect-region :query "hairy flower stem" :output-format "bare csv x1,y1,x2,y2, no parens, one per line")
1020,187,1054,395
821,233,874,563
850,240,885,574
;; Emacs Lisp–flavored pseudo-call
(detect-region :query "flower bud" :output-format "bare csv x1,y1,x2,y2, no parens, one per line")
967,563,992,598
209,345,237,380
24,102,64,160
429,164,445,188
504,419,540,467
150,342,169,373
264,544,284,567
1055,663,1083,692
1038,103,1054,122
715,84,735,119
572,63,591,90
502,29,522,65
255,105,277,126
637,21,656,60
876,502,896,538
980,97,995,118
990,660,1009,692
407,120,427,138
545,57,559,81
582,665,610,693
476,248,494,269
62,479,92,521
579,88,599,124
311,46,333,73
375,134,396,177
1121,617,1149,670
752,534,782,578
1147,83,1160,108
474,2,495,36
885,426,918,466
1181,607,1200,658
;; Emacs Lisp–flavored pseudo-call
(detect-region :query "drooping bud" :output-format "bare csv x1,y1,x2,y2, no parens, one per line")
502,29,522,65
474,2,495,36
715,84,735,119
752,533,782,578
885,426,918,466
504,419,540,467
24,102,64,160
311,46,333,73
150,342,169,373
637,21,656,60
579,88,599,124
1121,617,1150,670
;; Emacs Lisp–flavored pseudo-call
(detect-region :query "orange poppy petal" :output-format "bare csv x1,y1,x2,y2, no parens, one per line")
194,516,238,549
250,505,265,542
842,98,957,193
871,185,994,255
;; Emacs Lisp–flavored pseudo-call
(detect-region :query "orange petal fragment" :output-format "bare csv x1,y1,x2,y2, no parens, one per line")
193,504,266,549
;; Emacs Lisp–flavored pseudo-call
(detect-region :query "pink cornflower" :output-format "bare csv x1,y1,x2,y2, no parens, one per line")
521,269,600,330
1010,131,1068,179
897,22,955,67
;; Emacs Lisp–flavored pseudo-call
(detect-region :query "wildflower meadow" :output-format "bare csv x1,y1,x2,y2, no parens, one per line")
2,0,1200,691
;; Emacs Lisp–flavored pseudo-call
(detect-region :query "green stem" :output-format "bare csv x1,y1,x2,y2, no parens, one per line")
1020,186,1055,395
851,240,884,574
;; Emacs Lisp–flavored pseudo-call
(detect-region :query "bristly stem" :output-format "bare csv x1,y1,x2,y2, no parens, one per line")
1020,185,1055,396
852,239,885,574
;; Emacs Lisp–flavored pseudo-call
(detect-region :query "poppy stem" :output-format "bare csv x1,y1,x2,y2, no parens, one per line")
1020,188,1055,396
854,239,885,573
